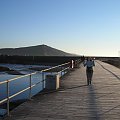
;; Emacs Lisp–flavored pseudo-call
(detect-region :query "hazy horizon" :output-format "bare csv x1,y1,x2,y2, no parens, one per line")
0,0,120,57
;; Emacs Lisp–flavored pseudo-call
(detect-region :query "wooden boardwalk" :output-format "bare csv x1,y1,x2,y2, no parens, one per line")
4,61,120,120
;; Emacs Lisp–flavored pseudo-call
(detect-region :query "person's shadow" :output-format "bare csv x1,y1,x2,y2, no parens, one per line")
87,85,101,120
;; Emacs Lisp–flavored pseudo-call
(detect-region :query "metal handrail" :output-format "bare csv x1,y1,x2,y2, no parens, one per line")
0,61,73,116
0,72,37,84
0,62,70,85
0,67,70,105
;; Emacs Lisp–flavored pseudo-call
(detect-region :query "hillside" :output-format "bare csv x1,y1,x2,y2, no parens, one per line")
0,45,75,56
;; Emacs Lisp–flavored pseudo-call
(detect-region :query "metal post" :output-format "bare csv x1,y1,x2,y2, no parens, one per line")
61,67,62,77
29,74,32,100
64,68,65,75
42,72,44,89
68,63,71,72
7,80,10,116
51,69,52,75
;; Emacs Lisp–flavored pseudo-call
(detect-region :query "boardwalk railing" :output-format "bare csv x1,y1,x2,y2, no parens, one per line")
0,59,81,116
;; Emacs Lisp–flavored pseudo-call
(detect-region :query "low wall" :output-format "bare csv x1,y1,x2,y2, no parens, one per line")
0,55,82,65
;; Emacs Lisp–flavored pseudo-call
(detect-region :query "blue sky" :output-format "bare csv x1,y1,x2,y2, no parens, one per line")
0,0,120,56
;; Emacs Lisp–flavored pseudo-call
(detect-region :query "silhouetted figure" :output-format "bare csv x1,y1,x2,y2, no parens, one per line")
81,55,85,62
84,57,95,85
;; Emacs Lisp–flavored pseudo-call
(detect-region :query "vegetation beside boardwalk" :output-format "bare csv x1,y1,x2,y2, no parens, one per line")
101,57,120,68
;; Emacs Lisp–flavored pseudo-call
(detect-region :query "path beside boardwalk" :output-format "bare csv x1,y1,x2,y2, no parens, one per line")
4,61,120,120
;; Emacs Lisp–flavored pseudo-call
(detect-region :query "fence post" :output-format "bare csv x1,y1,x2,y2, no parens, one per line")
71,60,74,69
61,67,62,77
7,80,10,116
29,74,32,100
42,72,44,89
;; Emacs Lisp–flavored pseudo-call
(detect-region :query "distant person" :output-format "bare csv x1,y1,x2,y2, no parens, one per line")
84,57,95,85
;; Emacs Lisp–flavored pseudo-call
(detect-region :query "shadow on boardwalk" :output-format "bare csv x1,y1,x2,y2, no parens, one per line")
3,61,120,120
87,85,101,120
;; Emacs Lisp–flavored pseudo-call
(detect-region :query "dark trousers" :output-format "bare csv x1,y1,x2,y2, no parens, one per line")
86,70,93,85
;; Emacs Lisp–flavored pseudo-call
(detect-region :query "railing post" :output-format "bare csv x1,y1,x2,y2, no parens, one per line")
29,74,32,100
7,80,10,116
63,67,65,75
68,63,70,72
61,67,63,77
42,72,44,89
70,60,74,69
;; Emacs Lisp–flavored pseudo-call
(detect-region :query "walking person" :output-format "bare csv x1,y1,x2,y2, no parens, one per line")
84,57,95,85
